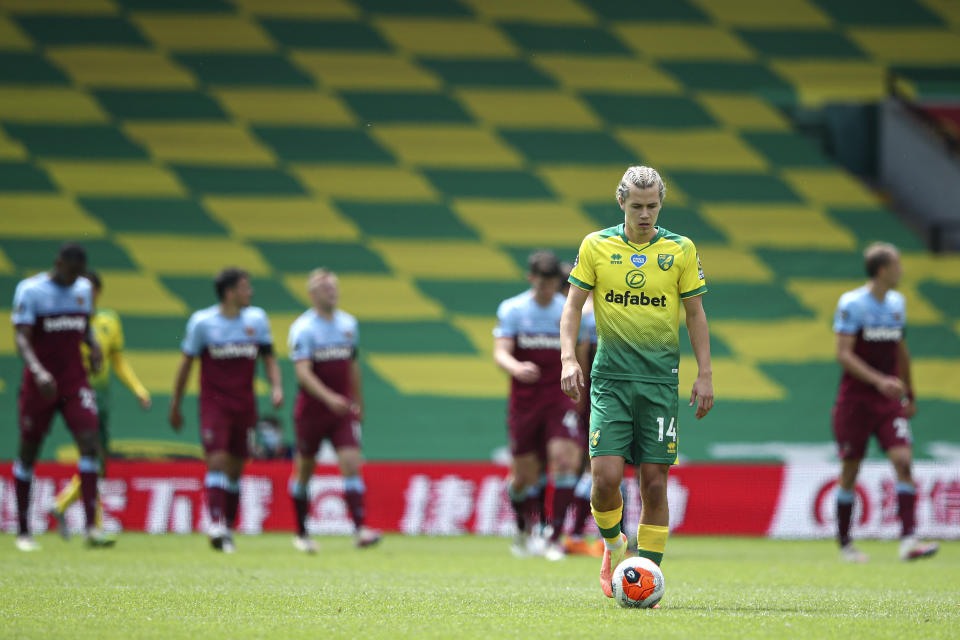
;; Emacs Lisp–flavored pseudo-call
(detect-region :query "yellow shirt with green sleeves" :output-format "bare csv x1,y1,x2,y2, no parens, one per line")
569,224,707,385
82,308,149,403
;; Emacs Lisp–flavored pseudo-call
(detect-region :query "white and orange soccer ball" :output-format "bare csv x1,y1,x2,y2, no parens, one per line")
611,556,664,609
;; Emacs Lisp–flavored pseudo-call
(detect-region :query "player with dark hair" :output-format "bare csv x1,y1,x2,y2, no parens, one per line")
287,268,380,553
561,166,714,598
495,251,588,560
49,270,151,541
169,267,283,552
832,242,938,563
10,243,110,550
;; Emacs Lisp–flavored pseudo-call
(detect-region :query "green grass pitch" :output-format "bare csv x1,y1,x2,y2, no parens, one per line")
2,534,957,639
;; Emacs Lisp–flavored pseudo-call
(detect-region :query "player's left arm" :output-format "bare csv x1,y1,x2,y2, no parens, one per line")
84,321,102,374
897,339,916,418
260,348,283,409
350,357,364,421
256,311,283,408
683,294,714,419
110,315,151,409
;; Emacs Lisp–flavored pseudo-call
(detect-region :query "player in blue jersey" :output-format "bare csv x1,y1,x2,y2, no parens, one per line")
10,243,109,550
169,267,283,552
287,269,380,553
832,243,938,563
495,251,588,560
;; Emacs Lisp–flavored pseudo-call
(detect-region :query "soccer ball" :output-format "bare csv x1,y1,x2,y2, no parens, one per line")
611,556,664,609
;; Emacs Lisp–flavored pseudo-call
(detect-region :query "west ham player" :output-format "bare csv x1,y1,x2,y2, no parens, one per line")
50,270,151,541
169,268,283,552
11,243,109,550
495,251,587,561
832,243,938,562
287,269,380,553
561,166,714,598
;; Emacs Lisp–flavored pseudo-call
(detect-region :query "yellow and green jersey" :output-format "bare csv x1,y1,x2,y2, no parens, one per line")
569,224,707,384
82,308,148,403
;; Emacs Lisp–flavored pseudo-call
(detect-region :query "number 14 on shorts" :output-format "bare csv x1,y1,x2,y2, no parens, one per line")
656,417,676,442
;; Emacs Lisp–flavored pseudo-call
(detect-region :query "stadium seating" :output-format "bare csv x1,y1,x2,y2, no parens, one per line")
0,0,957,464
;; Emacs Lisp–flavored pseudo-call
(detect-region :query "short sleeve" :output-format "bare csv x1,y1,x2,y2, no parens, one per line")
253,309,273,346
679,240,707,299
894,292,907,328
569,235,596,291
833,295,862,335
347,315,359,346
288,319,313,361
180,313,205,356
492,299,518,338
11,281,35,326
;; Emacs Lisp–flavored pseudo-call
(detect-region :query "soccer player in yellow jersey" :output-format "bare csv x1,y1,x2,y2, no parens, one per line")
560,166,714,599
50,271,151,540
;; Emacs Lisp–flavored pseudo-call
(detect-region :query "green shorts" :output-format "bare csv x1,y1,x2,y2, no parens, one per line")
588,377,679,465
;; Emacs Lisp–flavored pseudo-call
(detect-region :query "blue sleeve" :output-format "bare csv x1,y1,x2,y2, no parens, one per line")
180,313,204,356
833,295,862,335
254,309,273,346
492,299,517,338
348,315,359,347
11,281,35,326
895,294,907,328
288,319,312,361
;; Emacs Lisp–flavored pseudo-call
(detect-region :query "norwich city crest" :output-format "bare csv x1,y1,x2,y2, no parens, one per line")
590,430,601,447
657,254,674,271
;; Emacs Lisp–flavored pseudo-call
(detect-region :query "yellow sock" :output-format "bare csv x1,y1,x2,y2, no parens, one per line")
591,501,624,544
54,475,82,514
637,523,669,565
95,499,103,529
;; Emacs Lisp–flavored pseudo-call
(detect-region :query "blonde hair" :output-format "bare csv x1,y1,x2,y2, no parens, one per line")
307,267,335,289
616,165,665,203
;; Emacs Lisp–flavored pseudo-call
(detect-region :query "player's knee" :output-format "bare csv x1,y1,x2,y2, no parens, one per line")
591,470,621,500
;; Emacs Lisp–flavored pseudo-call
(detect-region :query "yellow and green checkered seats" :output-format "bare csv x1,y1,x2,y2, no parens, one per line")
0,0,958,462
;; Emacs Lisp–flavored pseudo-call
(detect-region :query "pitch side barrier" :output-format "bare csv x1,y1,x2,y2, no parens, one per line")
1,461,957,539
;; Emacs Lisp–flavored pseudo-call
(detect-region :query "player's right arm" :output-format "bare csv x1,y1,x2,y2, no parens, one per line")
294,360,350,416
492,299,540,383
561,236,595,403
12,282,56,400
15,325,56,400
170,312,204,431
493,337,540,383
168,354,193,431
560,285,589,403
835,333,904,398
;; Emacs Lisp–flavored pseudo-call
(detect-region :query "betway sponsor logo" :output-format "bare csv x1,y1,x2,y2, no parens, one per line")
42,315,85,332
604,290,667,308
313,346,354,362
207,343,259,360
863,327,902,342
516,333,562,350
